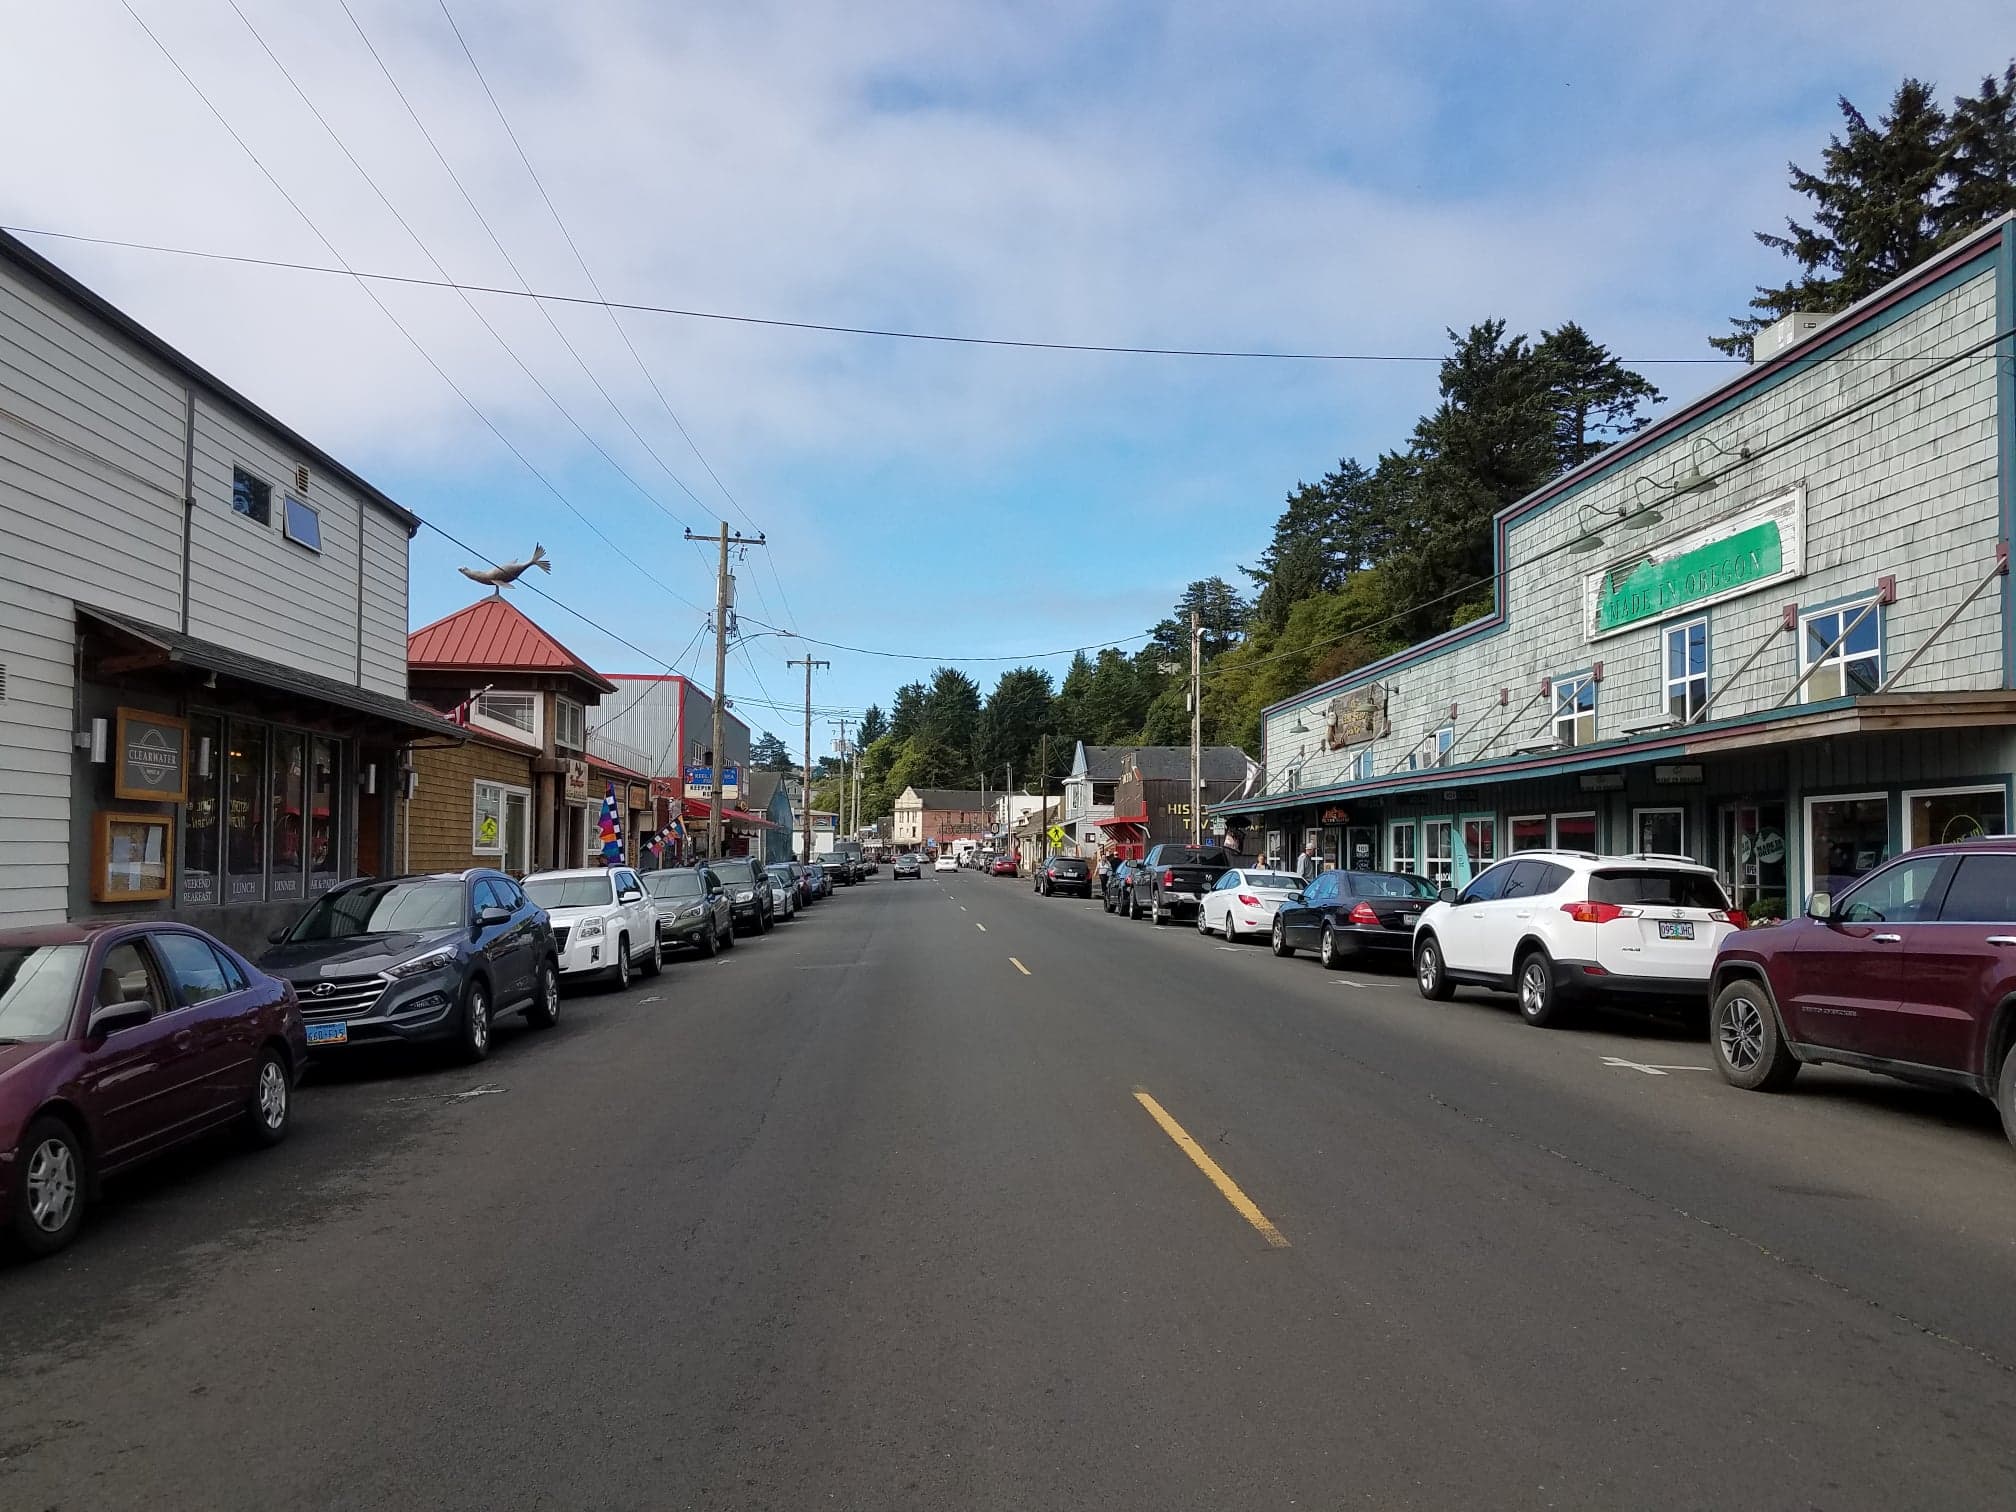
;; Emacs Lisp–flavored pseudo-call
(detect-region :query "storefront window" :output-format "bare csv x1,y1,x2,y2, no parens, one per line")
1807,793,1889,901
226,723,267,903
308,737,339,895
1461,818,1496,876
181,713,222,907
1664,619,1708,722
1907,787,2006,848
1423,820,1454,886
502,790,531,874
270,731,305,902
1552,812,1597,852
1635,807,1685,856
1510,815,1548,852
1389,821,1417,875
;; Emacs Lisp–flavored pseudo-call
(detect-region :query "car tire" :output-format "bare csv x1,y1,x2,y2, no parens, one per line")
1320,924,1344,971
1711,978,1800,1091
699,922,719,958
9,1116,86,1258
1150,902,1165,927
1516,948,1569,1028
1196,909,1211,936
1415,936,1453,1001
611,938,632,992
1129,893,1142,921
720,919,736,951
1998,1041,2016,1155
644,938,664,976
242,1047,293,1147
459,977,494,1062
525,959,561,1028
1271,917,1294,957
1103,891,1115,914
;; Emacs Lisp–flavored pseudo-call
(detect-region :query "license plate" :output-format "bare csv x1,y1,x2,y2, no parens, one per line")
1657,921,1696,940
305,1021,349,1046
1401,913,1420,927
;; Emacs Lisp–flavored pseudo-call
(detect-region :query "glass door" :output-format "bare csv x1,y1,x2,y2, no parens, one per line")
1719,802,1788,919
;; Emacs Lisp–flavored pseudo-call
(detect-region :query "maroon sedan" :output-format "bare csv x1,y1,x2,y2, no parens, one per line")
0,921,306,1258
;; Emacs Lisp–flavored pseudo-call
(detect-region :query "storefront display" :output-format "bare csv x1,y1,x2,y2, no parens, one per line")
93,812,172,902
1906,787,2006,848
1806,794,1889,899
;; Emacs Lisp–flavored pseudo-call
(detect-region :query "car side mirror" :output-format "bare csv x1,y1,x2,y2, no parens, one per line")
619,888,643,904
1806,892,1832,921
477,905,512,927
267,927,288,944
88,1000,154,1039
1438,886,1459,905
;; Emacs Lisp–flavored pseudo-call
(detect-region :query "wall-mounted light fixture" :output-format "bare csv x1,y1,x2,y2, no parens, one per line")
75,718,110,763
360,763,378,795
196,735,213,778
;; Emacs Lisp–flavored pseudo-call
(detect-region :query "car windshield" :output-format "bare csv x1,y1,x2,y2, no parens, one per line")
524,875,615,910
645,871,704,899
710,861,759,885
287,880,465,940
1240,872,1304,890
767,868,795,883
1589,869,1730,908
1345,872,1440,900
0,943,86,1042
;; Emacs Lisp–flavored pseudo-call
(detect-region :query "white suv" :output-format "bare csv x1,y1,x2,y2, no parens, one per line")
523,867,662,989
1411,851,1745,1026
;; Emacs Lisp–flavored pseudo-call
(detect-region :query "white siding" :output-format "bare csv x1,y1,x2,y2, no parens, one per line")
0,576,75,925
1267,264,2007,788
359,505,409,698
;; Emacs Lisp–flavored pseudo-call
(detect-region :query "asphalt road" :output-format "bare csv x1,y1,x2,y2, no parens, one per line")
6,871,2016,1510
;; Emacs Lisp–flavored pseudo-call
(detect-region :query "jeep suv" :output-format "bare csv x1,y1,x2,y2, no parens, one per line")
1709,838,2016,1150
1412,851,1744,1026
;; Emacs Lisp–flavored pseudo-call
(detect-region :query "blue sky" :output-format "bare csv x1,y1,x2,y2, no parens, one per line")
4,0,2011,757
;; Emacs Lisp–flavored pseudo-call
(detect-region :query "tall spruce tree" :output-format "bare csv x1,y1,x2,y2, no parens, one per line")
1940,63,2016,239
1535,322,1663,470
856,705,888,746
887,682,927,744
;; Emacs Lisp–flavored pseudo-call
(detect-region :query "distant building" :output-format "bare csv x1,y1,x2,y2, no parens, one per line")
892,787,988,850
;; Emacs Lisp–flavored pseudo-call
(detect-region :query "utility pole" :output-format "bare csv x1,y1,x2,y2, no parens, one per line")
1189,608,1203,846
834,716,851,844
685,521,766,861
787,656,829,862
1038,732,1050,863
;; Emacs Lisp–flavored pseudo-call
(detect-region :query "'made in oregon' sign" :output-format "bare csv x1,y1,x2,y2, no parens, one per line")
1583,486,1804,640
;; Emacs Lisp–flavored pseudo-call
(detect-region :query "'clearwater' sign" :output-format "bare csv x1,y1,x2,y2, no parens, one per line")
1583,486,1804,640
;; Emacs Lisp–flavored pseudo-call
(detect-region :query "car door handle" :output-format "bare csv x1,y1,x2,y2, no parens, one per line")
173,1029,195,1050
1871,933,1902,944
1986,936,2016,946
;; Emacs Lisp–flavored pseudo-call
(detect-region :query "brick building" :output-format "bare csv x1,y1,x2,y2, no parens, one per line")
892,787,988,850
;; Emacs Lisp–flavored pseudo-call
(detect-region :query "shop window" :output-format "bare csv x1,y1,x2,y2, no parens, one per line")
1553,674,1596,746
270,731,306,903
232,466,271,525
1806,793,1889,901
1461,816,1496,874
1552,812,1597,852
225,723,268,904
475,692,539,739
473,780,533,874
1352,748,1375,782
1510,815,1548,852
308,737,339,895
282,496,322,552
1800,599,1880,702
181,713,222,907
1389,821,1417,875
1664,618,1708,722
556,697,585,752
503,789,531,875
1634,807,1685,856
1422,820,1454,887
1906,787,2006,848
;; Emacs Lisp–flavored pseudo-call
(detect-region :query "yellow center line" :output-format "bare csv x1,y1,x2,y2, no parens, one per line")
1009,957,1030,975
1132,1088,1290,1249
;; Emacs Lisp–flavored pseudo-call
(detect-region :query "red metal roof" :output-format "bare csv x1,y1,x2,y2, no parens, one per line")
407,596,616,693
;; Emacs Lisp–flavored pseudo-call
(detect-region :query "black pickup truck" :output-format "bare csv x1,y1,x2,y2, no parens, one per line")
1130,844,1233,925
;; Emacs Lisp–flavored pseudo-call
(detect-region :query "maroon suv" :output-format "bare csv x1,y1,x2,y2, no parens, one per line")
0,921,306,1257
1709,837,2016,1147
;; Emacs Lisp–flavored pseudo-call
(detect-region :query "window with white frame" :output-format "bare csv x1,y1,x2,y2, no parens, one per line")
1389,821,1417,874
1551,812,1597,852
474,691,538,740
1422,820,1454,886
1510,815,1548,852
1416,726,1454,768
1461,816,1496,872
1800,599,1881,701
1352,748,1375,781
1553,674,1596,746
555,697,585,751
1663,618,1708,722
1634,806,1685,856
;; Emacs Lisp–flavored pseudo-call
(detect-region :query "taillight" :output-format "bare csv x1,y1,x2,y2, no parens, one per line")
1713,908,1749,930
1162,869,1175,886
1348,901,1380,926
1237,894,1261,906
1560,900,1626,924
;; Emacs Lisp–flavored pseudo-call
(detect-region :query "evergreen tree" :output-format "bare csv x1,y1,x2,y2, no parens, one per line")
887,682,927,744
1244,459,1389,633
1940,64,2016,239
1050,652,1094,747
976,667,1056,782
1534,322,1663,469
856,704,888,746
749,730,794,772
920,667,982,764
1081,648,1152,744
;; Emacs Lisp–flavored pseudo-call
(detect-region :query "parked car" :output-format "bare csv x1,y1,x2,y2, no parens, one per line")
1413,852,1743,1026
265,870,559,1060
766,865,800,920
990,855,1019,878
1035,856,1094,898
706,857,777,933
1194,867,1307,943
1708,837,2016,1147
787,861,816,906
643,867,734,958
2,921,307,1258
1269,869,1438,964
933,854,959,874
1102,859,1143,915
824,855,859,886
524,866,663,988
1130,844,1234,925
806,861,832,898
893,854,922,881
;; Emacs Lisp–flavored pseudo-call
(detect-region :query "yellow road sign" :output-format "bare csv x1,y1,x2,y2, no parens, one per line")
1047,824,1067,846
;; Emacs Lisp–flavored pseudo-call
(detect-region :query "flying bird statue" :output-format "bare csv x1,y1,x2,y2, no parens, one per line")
460,544,550,592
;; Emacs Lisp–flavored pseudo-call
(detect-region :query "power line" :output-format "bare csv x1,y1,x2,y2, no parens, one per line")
736,613,1155,663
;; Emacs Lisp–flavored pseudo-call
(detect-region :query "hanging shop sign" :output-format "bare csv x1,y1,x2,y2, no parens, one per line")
1577,772,1627,792
1584,486,1804,640
114,708,188,803
682,764,740,801
563,758,590,803
1320,807,1350,824
1322,683,1390,749
1654,763,1705,785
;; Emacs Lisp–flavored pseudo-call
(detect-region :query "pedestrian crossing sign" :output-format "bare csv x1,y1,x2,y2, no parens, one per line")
1047,824,1067,845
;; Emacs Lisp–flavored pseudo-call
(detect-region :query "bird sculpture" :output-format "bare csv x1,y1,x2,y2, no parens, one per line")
460,544,550,592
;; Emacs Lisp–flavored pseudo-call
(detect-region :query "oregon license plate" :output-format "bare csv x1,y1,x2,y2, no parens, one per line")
1657,921,1696,940
305,1021,349,1046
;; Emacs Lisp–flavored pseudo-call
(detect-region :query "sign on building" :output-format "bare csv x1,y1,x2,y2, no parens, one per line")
1323,684,1389,750
563,758,590,802
114,708,187,802
683,764,741,801
1584,485,1805,640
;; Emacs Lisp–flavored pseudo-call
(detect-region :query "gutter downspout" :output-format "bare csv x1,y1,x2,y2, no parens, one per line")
179,386,196,633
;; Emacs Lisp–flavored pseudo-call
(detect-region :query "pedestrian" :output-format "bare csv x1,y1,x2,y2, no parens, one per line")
1297,836,1321,882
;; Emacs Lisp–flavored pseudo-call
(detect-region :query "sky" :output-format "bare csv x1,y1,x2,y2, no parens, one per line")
3,0,2012,761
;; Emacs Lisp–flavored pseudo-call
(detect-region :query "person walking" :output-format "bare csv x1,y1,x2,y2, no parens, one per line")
1297,836,1322,882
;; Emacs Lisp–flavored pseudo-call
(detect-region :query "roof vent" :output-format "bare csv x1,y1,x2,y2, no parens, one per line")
1752,311,1831,364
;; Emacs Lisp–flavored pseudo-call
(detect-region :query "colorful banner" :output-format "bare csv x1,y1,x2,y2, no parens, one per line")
597,782,623,865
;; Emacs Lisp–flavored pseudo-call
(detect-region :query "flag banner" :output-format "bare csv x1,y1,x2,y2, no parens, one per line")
598,782,624,865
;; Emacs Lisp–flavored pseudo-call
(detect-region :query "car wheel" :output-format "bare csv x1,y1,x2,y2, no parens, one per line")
525,958,561,1028
1129,893,1142,921
1196,909,1211,936
1711,979,1800,1091
1103,891,1114,914
1998,1041,2016,1155
612,938,632,992
243,1047,293,1147
1415,936,1453,1001
699,922,719,958
1516,949,1568,1027
644,938,664,977
720,918,737,951
9,1116,86,1258
1271,917,1295,957
1320,925,1343,970
1150,902,1165,927
459,977,494,1062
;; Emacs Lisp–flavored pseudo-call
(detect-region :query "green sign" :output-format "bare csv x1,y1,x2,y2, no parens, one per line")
1594,520,1783,633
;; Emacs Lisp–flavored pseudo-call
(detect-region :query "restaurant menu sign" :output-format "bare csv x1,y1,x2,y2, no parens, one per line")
115,708,188,802
1585,486,1804,640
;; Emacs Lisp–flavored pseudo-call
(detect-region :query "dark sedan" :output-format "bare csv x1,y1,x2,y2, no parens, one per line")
1271,869,1439,968
2,921,306,1258
1035,856,1094,898
1102,859,1142,914
262,870,558,1062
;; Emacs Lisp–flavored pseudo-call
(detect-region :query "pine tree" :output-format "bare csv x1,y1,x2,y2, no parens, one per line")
920,668,982,765
887,682,927,744
856,705,888,746
750,730,794,772
976,667,1056,782
1940,64,2016,240
1534,322,1663,469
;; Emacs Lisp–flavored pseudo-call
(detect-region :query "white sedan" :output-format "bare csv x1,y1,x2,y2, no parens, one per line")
1197,868,1307,942
932,854,960,873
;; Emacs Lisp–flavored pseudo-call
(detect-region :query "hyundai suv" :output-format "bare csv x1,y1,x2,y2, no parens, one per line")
1709,837,2016,1149
1412,851,1744,1026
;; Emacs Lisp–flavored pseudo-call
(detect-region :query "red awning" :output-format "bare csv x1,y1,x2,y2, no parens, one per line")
680,797,782,831
1096,813,1150,828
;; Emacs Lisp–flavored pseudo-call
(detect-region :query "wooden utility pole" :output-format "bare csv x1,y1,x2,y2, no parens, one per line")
787,656,829,862
1189,608,1203,845
684,521,765,860
1038,732,1050,863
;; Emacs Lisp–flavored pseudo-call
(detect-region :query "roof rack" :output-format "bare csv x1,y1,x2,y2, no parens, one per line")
1609,852,1709,866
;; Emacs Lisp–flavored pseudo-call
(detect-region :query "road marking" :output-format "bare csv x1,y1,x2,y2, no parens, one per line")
960,904,968,911
1009,957,1030,975
1132,1089,1289,1249
1215,946,1240,953
639,995,662,1003
1333,978,1367,988
450,1085,506,1101
1600,1056,1712,1076
975,922,987,932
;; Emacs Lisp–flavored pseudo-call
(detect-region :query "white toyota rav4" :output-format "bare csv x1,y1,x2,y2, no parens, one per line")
1411,851,1745,1026
523,866,662,989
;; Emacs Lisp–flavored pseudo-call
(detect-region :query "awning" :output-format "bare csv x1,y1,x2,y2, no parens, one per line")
1096,812,1149,828
679,797,783,831
81,606,466,741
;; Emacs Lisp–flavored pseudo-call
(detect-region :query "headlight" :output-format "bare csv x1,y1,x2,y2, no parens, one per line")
387,945,458,979
677,903,705,919
736,890,755,902
576,917,605,939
